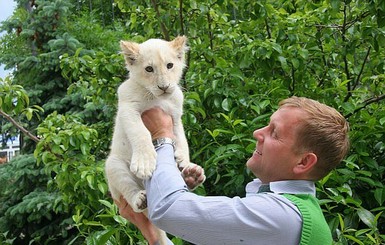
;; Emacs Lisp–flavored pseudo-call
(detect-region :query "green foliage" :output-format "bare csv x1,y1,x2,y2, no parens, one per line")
65,14,129,53
0,76,43,119
0,155,74,244
34,112,103,223
0,76,43,148
1,0,385,244
34,111,144,244
60,48,126,154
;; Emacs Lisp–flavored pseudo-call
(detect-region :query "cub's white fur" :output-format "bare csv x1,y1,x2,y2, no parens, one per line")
105,36,196,244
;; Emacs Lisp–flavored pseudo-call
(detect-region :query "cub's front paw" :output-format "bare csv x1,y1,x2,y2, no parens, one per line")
175,148,189,167
181,163,206,190
130,146,157,179
132,190,147,212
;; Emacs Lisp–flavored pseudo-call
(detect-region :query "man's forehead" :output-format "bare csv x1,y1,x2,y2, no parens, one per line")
271,107,305,124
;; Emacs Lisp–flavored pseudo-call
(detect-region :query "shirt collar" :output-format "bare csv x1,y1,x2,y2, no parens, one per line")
245,178,316,196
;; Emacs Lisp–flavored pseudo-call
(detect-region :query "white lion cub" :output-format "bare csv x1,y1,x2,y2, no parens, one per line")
105,36,204,243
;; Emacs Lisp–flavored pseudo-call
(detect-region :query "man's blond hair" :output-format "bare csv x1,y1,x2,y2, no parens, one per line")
279,96,350,180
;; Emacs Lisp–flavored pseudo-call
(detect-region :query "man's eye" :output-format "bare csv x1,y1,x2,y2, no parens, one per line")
145,66,154,72
271,130,278,139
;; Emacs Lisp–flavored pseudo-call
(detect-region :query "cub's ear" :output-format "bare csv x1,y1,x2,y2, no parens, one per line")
170,35,189,59
120,40,140,66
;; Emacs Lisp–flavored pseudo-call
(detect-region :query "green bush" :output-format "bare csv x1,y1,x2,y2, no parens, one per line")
0,155,74,244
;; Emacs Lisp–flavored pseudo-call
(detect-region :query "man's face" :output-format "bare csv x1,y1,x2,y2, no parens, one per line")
246,106,306,183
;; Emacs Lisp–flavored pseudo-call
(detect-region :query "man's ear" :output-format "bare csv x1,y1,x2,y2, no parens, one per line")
293,152,317,175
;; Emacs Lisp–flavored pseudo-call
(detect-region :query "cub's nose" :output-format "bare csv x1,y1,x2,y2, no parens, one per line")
158,84,170,92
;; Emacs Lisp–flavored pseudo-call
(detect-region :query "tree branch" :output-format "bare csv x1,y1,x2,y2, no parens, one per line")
265,18,271,39
341,2,352,102
345,94,385,119
0,109,40,143
352,46,371,91
178,0,184,34
206,12,214,51
150,0,170,40
290,64,296,94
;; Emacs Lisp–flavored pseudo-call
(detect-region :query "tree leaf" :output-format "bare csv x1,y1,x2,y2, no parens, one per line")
357,207,376,229
374,188,385,206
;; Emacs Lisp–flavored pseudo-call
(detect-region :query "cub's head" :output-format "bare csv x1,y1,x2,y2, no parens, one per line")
120,36,188,98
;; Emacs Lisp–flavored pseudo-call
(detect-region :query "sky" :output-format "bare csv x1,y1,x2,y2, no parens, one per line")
0,0,17,79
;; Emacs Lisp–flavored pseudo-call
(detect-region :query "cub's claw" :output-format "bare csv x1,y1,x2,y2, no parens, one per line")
132,190,147,212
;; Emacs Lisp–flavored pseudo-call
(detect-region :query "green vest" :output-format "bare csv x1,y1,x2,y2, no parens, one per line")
283,194,332,245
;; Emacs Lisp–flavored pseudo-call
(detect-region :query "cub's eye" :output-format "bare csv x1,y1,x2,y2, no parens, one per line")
166,63,174,69
145,66,154,72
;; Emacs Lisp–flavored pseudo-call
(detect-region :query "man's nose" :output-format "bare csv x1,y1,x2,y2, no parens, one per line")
254,126,268,140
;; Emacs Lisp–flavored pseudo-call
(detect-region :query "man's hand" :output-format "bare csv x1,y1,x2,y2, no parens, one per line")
141,107,175,140
115,164,205,240
114,196,159,245
142,107,206,190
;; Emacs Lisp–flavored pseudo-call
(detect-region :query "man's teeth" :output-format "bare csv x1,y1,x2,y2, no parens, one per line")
256,150,262,156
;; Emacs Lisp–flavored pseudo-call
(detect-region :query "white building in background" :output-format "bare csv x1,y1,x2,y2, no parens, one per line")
0,135,20,162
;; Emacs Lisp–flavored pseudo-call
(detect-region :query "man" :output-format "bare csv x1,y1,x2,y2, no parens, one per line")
115,96,350,245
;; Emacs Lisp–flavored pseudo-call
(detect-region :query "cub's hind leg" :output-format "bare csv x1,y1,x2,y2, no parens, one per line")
105,155,147,212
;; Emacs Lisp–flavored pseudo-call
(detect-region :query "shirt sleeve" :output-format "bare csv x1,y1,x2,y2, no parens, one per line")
145,144,302,245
